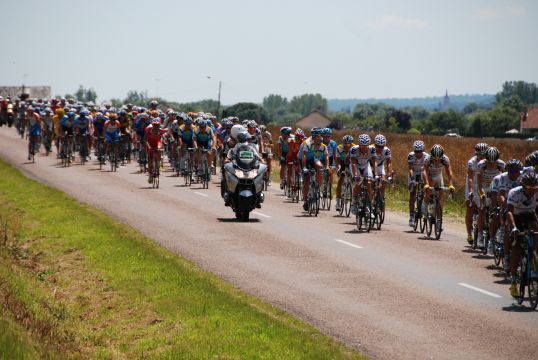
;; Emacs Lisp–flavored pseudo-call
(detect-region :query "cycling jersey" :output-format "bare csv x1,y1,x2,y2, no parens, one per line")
42,115,53,131
465,155,480,199
350,145,375,179
507,186,538,215
278,135,292,154
336,144,354,164
373,146,391,176
169,120,180,134
407,151,430,175
303,138,328,162
194,126,213,145
145,127,167,149
477,159,505,190
75,115,90,134
286,138,303,162
179,125,195,146
93,117,106,136
491,172,521,193
261,131,273,154
60,116,75,135
28,113,41,136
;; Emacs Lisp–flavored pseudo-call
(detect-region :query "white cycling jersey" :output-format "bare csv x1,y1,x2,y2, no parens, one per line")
424,155,450,178
373,146,391,176
465,155,480,201
407,151,430,175
477,159,505,190
490,172,521,194
350,145,375,169
169,120,180,133
507,186,538,215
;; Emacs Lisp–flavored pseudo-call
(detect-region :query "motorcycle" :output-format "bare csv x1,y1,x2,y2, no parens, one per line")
222,144,267,221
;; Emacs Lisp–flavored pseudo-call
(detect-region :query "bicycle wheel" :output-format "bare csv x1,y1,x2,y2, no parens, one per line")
203,158,209,189
528,251,538,309
518,255,527,306
378,197,385,225
374,198,382,230
327,181,332,211
315,185,320,216
321,183,327,210
364,199,372,233
413,210,420,232
344,183,352,217
434,203,443,240
426,208,433,238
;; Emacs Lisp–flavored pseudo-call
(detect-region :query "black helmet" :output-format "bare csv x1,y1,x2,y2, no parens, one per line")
505,159,523,172
521,172,538,187
485,147,500,162
524,151,538,167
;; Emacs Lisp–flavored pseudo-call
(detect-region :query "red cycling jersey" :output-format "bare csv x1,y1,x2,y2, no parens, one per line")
286,138,303,162
145,126,166,149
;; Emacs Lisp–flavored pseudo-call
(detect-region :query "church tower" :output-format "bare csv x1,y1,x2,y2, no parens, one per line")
443,89,450,109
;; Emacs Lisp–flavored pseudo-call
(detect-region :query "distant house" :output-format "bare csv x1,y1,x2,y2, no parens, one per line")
295,110,332,129
520,107,538,133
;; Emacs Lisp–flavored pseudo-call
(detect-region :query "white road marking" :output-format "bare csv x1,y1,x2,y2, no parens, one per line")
194,192,209,197
335,239,363,249
253,211,271,218
458,283,502,298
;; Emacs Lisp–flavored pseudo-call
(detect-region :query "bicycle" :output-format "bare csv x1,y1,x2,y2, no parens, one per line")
183,148,195,187
78,133,89,165
95,136,106,170
338,169,353,217
411,178,426,233
198,148,210,189
306,168,320,216
108,144,118,172
289,161,302,203
355,177,372,233
372,176,386,230
150,149,161,189
61,135,74,167
29,135,40,163
262,152,270,191
425,186,451,240
320,168,332,211
42,128,52,156
514,229,538,309
138,142,147,173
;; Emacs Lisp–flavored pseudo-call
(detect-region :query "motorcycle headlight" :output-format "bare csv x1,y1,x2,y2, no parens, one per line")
235,169,258,179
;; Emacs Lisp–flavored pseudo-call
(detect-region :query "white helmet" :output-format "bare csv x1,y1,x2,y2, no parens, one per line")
230,124,246,141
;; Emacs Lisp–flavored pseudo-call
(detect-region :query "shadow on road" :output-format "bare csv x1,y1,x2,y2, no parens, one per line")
501,304,536,313
216,217,260,223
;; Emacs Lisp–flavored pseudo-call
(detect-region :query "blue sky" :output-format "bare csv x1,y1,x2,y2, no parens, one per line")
1,0,536,104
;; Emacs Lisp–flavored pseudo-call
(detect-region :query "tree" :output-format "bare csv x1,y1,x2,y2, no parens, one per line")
462,102,479,115
262,94,288,122
496,81,538,105
222,102,269,124
388,110,411,131
482,105,519,135
289,93,327,116
73,85,98,103
123,90,147,106
85,88,97,103
423,110,465,135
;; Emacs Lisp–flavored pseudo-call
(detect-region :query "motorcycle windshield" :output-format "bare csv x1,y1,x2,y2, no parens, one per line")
233,145,258,171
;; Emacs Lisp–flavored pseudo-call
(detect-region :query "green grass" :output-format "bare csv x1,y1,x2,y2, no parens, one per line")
0,317,45,360
0,158,366,360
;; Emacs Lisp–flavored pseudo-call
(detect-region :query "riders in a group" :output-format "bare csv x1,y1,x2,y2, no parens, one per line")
178,116,196,174
301,128,329,211
103,113,121,162
476,146,505,248
75,109,92,158
59,111,76,159
246,120,264,154
372,134,393,200
286,128,305,192
421,144,455,217
490,159,523,267
349,134,376,216
321,128,337,196
259,125,273,185
26,107,43,160
193,117,216,176
407,140,430,227
335,135,355,212
278,127,293,190
464,143,489,244
506,171,538,298
145,119,167,182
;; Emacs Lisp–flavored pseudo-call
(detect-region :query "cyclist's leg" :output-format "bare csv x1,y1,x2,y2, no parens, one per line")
314,160,323,186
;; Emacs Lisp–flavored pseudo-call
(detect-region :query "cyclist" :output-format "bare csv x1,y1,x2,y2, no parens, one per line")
75,109,91,160
349,134,376,216
408,140,430,227
523,151,538,175
301,128,329,211
335,135,355,212
178,116,195,174
278,127,293,190
464,143,489,244
491,159,523,267
59,111,76,161
247,120,264,154
145,119,167,183
41,107,54,154
476,147,505,248
92,112,107,161
421,144,455,220
193,118,216,177
372,134,393,200
26,107,43,160
259,124,273,184
104,113,121,164
506,172,538,298
118,109,132,161
321,128,337,196
167,112,181,171
286,128,305,194
52,108,65,156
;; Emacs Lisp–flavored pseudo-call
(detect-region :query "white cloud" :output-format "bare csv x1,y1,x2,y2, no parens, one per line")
474,5,525,21
378,15,429,30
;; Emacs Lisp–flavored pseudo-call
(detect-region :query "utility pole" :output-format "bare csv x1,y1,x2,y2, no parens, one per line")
217,81,222,119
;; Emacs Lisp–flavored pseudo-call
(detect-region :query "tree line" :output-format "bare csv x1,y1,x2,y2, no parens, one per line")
61,81,537,137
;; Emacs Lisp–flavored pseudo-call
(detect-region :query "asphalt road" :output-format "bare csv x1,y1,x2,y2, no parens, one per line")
1,127,537,360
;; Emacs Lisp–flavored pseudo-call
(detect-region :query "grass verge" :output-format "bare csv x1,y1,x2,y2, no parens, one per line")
0,158,366,359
